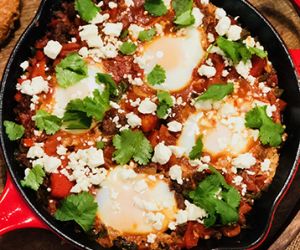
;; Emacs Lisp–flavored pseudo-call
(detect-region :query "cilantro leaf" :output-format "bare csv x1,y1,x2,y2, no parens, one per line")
96,141,105,149
189,137,203,160
138,28,157,42
196,83,234,102
245,106,284,147
147,64,166,85
55,53,88,88
189,166,241,227
157,91,173,119
144,0,168,17
113,129,153,165
217,37,268,64
119,42,137,55
96,73,118,97
21,165,45,191
75,0,100,22
172,0,195,27
65,89,110,122
54,192,98,232
34,110,62,135
3,121,25,141
63,111,92,130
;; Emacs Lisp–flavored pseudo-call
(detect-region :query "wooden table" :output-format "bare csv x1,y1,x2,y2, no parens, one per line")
0,0,299,249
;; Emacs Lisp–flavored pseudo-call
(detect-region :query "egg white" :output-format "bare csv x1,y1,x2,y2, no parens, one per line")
136,28,204,92
96,166,177,234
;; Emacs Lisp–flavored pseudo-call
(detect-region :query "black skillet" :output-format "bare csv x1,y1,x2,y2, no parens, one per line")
0,0,299,249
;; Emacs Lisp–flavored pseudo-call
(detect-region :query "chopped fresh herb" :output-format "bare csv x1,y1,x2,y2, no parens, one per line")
196,83,234,102
34,110,62,135
63,111,92,130
75,0,100,22
21,165,45,191
65,89,110,122
96,141,105,149
189,166,241,227
156,91,174,119
120,29,129,39
3,121,25,141
113,129,153,165
245,106,284,147
96,73,118,97
147,64,166,85
138,28,156,42
55,53,88,88
172,0,195,27
54,192,98,232
189,137,203,160
144,0,168,16
217,37,268,64
119,41,137,55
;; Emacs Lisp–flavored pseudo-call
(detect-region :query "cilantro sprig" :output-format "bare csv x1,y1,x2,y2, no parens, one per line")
189,137,203,160
113,129,153,165
34,110,62,135
119,42,137,55
196,83,234,102
245,106,284,147
172,0,195,27
75,0,100,22
189,167,241,227
3,121,25,141
96,73,118,97
55,53,88,88
147,64,166,85
217,37,268,65
157,91,174,119
21,165,45,191
144,0,168,16
55,192,98,232
138,28,156,42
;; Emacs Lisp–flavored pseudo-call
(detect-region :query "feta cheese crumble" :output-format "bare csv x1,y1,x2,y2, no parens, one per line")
43,40,63,60
152,142,172,165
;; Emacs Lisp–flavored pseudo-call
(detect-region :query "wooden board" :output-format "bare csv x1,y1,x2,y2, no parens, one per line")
0,0,299,249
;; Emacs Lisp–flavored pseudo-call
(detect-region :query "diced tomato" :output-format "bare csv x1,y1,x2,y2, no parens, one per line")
23,138,34,147
239,201,252,224
31,59,46,78
183,222,208,249
36,50,45,61
250,56,266,77
141,115,158,132
210,54,225,77
221,225,241,237
35,39,48,49
50,173,74,199
159,125,177,145
44,136,60,156
14,92,22,102
62,42,81,51
148,130,159,147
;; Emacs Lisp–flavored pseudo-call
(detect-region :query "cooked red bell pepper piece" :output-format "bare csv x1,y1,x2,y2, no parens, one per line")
250,56,266,77
50,173,74,199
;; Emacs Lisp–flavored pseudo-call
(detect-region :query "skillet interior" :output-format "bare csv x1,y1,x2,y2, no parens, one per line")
0,0,299,249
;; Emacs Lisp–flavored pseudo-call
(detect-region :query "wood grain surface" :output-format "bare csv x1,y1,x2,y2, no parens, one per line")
0,0,299,250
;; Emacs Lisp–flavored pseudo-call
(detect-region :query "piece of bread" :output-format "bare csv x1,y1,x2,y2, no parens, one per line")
0,0,20,44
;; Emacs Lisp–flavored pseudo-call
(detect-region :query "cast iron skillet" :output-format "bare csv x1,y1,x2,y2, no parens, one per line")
0,0,299,249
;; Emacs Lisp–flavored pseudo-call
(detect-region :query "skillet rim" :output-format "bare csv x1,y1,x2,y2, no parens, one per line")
0,0,299,249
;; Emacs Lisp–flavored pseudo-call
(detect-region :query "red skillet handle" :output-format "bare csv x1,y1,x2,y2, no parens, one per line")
0,173,49,235
290,49,300,75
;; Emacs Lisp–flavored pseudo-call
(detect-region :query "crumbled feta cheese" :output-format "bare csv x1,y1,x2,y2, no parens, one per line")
126,112,142,128
235,60,252,79
103,22,123,37
243,36,256,47
128,24,145,40
27,144,45,158
119,167,138,180
16,76,49,96
192,8,204,27
232,153,256,169
56,145,68,155
125,0,134,7
215,8,227,19
90,13,110,24
79,24,102,48
198,65,216,78
227,25,242,41
169,165,183,185
20,61,29,71
207,32,215,43
138,98,157,114
43,40,62,60
215,16,231,36
261,159,271,172
108,2,117,8
266,105,276,117
201,0,209,4
145,212,165,230
167,121,182,132
32,155,61,173
147,233,157,243
152,142,172,165
78,47,89,58
233,175,243,185
169,146,185,158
